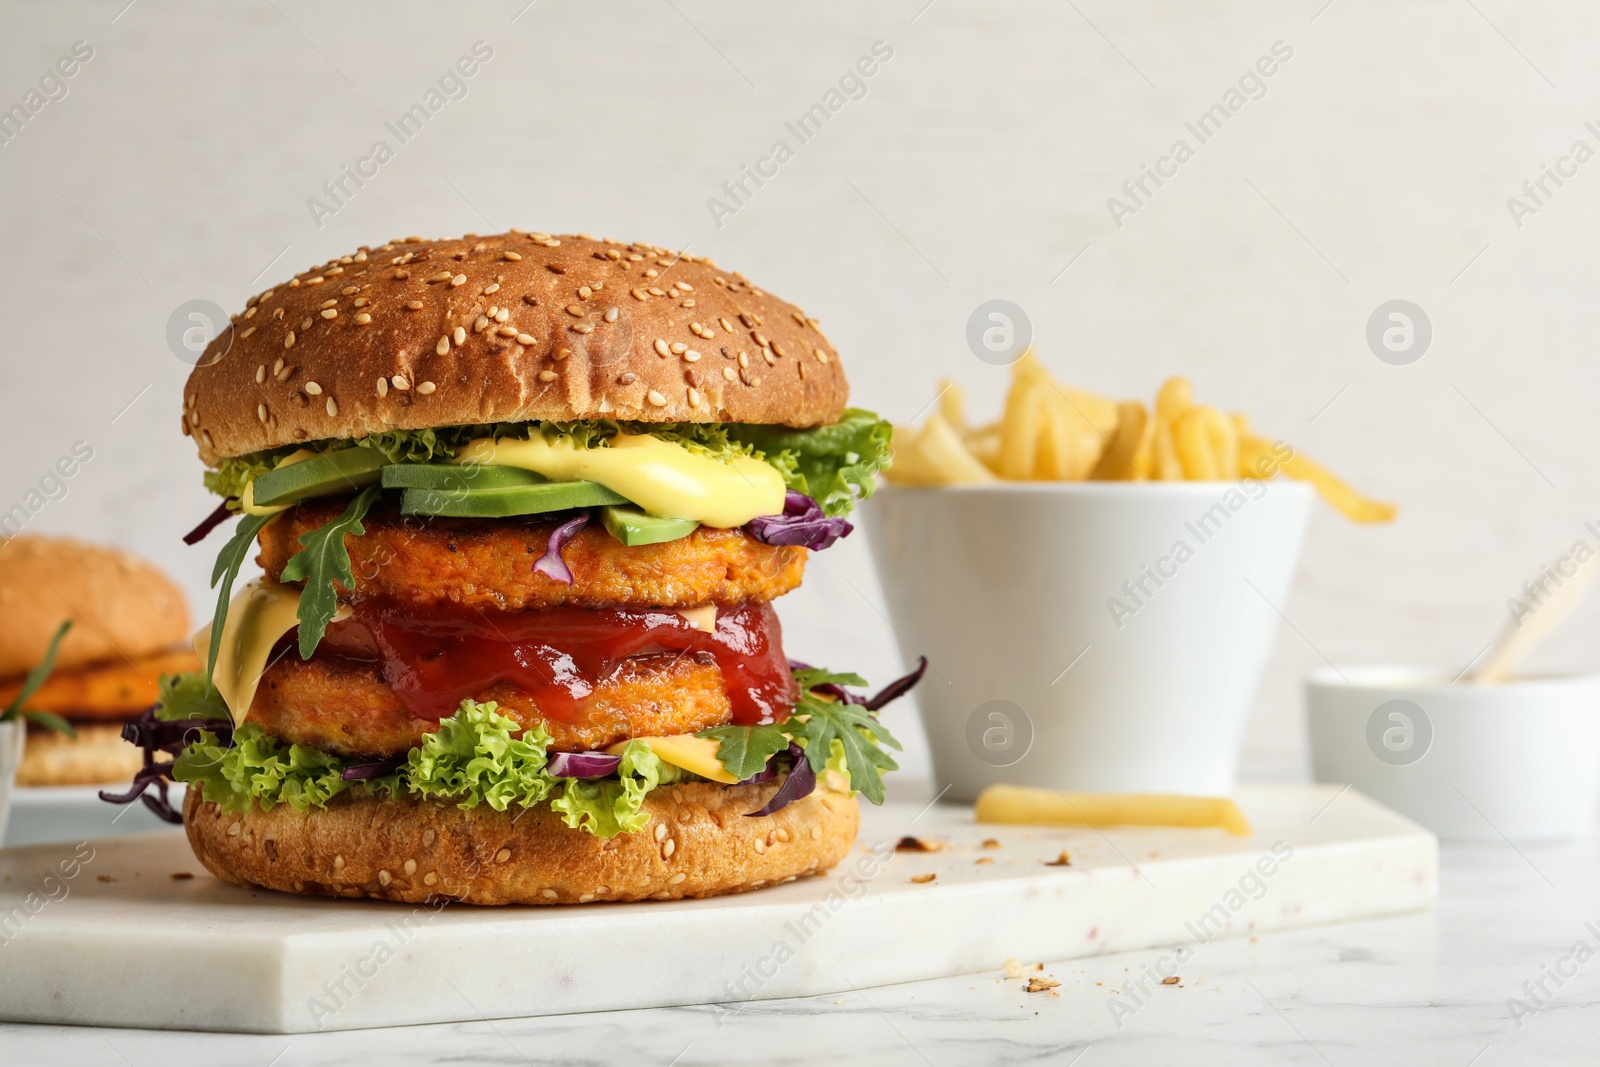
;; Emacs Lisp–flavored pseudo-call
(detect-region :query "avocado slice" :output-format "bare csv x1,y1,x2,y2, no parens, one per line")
400,480,629,518
381,463,548,491
600,506,699,546
250,448,387,507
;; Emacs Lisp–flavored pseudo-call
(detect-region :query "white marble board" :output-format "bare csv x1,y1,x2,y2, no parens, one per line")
0,783,1434,1034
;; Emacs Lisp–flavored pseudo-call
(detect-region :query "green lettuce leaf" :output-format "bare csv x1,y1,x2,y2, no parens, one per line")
204,411,892,517
153,671,231,723
548,739,668,836
174,723,350,814
403,699,558,812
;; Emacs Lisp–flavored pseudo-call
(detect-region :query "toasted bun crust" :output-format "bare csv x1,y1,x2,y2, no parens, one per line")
0,536,191,678
184,781,858,905
17,724,144,787
183,232,849,464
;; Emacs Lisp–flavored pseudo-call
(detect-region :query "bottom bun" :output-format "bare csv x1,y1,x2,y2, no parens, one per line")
18,724,143,787
183,781,859,905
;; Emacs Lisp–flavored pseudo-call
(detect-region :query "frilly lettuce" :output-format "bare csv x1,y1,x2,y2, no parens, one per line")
173,699,678,838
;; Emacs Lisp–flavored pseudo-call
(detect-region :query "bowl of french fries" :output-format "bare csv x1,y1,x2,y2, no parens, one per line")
866,353,1395,800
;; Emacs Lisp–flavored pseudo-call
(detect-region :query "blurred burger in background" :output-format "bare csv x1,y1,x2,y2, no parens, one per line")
0,536,198,786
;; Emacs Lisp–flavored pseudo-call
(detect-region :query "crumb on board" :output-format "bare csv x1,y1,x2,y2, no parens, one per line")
975,857,994,865
895,836,944,853
1025,977,1061,994
96,875,114,883
1045,851,1071,867
910,873,937,884
170,872,194,881
981,838,1002,850
1163,976,1180,986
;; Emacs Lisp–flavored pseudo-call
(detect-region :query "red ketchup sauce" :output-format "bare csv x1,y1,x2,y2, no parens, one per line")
319,600,797,727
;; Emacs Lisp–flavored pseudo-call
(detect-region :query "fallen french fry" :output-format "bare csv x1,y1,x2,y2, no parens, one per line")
1089,401,1149,481
975,785,1253,836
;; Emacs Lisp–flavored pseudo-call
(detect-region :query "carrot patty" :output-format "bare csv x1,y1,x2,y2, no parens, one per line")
257,499,807,611
246,651,736,756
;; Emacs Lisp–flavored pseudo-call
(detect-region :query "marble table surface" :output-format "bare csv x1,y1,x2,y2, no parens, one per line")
4,779,1597,1066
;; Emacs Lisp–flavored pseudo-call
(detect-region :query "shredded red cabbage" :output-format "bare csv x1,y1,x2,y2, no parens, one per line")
341,757,404,781
534,511,590,585
745,742,816,817
744,491,853,551
183,499,237,545
98,708,233,823
547,750,623,778
787,656,929,711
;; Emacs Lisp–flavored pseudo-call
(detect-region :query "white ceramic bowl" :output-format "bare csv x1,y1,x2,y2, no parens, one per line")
0,721,22,844
1307,668,1600,841
863,480,1313,801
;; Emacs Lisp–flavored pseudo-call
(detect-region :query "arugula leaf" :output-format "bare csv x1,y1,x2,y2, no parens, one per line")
788,697,901,805
278,485,380,658
698,723,791,781
207,511,274,689
0,619,72,731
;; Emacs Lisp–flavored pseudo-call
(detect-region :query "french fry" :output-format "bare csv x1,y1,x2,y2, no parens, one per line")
975,785,1253,836
1088,401,1149,481
1277,451,1397,523
1173,406,1239,481
936,378,967,433
999,371,1045,480
917,414,998,483
1153,376,1192,480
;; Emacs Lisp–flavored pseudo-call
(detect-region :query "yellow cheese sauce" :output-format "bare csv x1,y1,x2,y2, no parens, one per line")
452,433,785,528
193,578,344,725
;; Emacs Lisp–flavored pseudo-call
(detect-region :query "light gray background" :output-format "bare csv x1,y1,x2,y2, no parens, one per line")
2,0,1594,781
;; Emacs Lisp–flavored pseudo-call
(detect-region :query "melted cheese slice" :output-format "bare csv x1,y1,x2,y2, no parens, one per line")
193,578,346,725
610,734,740,784
676,605,716,633
453,433,785,528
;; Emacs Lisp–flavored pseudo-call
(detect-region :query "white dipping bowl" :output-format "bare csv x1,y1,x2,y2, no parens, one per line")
1307,668,1600,841
0,721,21,844
864,480,1313,801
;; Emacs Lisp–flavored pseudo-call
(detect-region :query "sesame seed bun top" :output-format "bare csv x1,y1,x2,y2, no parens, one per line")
0,535,191,679
182,232,851,465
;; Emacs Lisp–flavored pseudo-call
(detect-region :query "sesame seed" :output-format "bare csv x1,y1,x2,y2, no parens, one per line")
754,332,769,347
436,335,450,355
333,854,346,869
753,838,765,854
321,308,337,319
426,271,451,284
240,326,257,339
618,372,637,385
273,358,284,374
654,339,671,358
342,286,360,296
417,381,436,394
646,269,659,279
737,352,749,369
503,251,522,262
554,347,571,360
320,299,338,309
423,872,438,886
422,829,436,847
605,306,619,323
771,340,787,358
355,312,372,324
723,367,737,381
378,869,391,886
451,274,467,287
453,326,466,345
301,317,312,330
393,269,410,280
392,375,410,390
688,387,702,406
306,276,325,285
648,287,666,297
406,300,424,310
497,325,518,337
667,866,683,879
403,859,417,876
255,365,266,384
579,893,595,902
540,888,559,900
798,363,808,380
684,350,701,363
719,317,734,332
631,288,648,301
484,282,501,294
284,330,296,348
538,370,557,382
326,396,338,416
670,342,687,355
376,377,388,397
579,286,593,299
244,307,257,319
305,381,323,395
682,299,696,309
572,323,593,333
815,349,830,363
646,390,667,407
565,304,583,316
495,308,510,323
763,349,776,365
256,403,267,422
516,333,535,345
677,281,694,292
